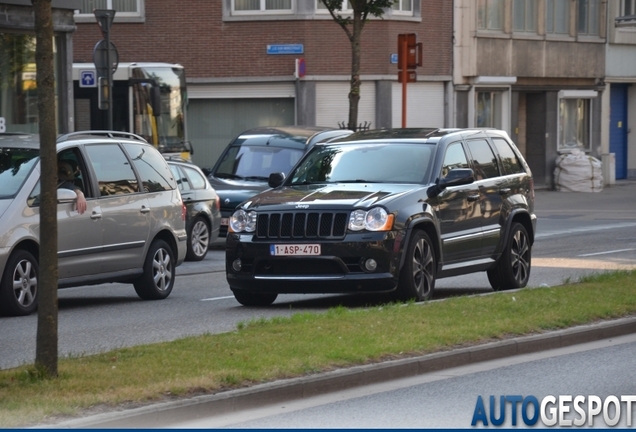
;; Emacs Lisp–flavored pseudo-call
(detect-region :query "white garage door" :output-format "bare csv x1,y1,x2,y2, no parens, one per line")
392,82,445,128
187,98,295,169
316,82,376,130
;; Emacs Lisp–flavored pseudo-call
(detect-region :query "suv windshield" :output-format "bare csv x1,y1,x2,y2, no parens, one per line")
289,143,435,185
215,145,304,180
0,148,39,198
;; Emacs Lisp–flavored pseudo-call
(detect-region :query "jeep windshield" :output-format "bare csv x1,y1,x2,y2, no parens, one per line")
289,143,435,185
0,148,39,198
214,145,304,181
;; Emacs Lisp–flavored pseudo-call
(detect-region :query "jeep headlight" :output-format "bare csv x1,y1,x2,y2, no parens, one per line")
229,209,257,233
348,207,393,232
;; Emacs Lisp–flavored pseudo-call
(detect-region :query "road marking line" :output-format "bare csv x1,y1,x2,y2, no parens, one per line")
535,222,636,239
533,257,636,270
578,248,636,257
200,296,235,302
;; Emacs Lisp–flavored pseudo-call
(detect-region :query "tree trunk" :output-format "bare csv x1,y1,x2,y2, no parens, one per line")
32,0,59,377
348,9,363,131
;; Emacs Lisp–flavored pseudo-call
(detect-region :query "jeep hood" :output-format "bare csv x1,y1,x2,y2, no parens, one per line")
241,183,423,210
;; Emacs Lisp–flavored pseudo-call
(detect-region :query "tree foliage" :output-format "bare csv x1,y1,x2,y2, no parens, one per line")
320,0,395,131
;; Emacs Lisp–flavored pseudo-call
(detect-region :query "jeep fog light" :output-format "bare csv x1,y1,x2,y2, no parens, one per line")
232,259,242,272
364,258,377,272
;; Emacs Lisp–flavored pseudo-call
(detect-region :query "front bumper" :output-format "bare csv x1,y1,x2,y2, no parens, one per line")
225,230,404,294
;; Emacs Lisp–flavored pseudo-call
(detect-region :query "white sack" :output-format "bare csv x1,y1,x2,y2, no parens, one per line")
554,149,603,193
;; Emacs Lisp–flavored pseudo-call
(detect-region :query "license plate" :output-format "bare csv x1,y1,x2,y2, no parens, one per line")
270,244,321,256
221,218,229,226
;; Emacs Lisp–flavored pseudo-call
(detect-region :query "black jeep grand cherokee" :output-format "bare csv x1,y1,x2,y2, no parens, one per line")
226,128,536,306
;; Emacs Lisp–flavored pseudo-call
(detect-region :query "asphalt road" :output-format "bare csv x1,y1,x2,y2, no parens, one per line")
1,185,636,370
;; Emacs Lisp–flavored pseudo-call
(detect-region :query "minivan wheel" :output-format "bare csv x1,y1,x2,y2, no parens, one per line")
0,250,39,316
487,222,531,291
134,239,175,300
186,216,210,261
231,289,278,307
395,230,436,302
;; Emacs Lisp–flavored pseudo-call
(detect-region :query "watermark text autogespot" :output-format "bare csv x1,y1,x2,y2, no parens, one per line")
471,395,636,427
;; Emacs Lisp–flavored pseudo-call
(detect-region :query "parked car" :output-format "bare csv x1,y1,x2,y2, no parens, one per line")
207,126,353,237
225,128,536,306
166,158,221,261
0,131,188,316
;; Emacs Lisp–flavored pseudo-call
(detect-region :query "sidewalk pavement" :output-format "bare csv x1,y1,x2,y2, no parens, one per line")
52,314,636,428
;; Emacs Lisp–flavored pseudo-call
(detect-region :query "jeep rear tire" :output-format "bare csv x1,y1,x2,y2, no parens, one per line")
487,222,531,291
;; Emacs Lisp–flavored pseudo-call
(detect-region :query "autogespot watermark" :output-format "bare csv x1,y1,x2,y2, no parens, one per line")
471,395,636,427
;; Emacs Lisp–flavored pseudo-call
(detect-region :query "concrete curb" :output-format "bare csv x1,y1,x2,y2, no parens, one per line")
50,315,636,428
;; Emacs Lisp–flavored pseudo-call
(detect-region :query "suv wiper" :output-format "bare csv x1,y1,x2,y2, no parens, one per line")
216,173,245,180
243,176,269,181
337,179,378,183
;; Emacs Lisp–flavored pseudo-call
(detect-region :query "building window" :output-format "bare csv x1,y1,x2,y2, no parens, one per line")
513,0,537,32
476,91,503,129
316,0,351,12
233,0,293,12
546,0,570,34
578,0,600,36
0,33,59,134
392,0,413,14
74,0,143,19
478,0,504,30
558,97,591,152
623,0,636,16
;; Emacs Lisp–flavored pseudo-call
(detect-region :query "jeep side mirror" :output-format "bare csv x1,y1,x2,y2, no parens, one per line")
268,172,285,188
427,168,474,198
439,168,474,188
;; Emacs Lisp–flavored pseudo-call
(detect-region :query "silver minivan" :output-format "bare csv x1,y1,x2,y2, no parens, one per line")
0,131,188,316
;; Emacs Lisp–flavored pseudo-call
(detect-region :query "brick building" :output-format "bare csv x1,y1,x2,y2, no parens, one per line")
72,1,453,168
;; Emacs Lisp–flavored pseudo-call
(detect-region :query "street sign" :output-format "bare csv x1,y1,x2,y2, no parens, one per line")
267,44,304,55
79,70,96,88
390,53,398,64
295,58,306,78
92,39,119,78
94,9,116,39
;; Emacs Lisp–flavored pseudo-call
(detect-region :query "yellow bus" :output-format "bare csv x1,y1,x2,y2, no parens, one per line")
72,62,192,161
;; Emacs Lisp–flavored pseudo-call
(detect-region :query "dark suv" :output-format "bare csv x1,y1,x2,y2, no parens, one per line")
207,126,353,237
225,128,536,306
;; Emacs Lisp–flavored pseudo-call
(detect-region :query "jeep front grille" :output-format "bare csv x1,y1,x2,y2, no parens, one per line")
256,212,348,240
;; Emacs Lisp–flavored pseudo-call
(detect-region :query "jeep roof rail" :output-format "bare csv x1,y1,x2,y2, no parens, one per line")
57,130,148,143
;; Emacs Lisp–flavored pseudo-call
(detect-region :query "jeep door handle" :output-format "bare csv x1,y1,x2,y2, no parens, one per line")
140,206,150,214
499,188,511,195
467,194,480,202
90,212,102,220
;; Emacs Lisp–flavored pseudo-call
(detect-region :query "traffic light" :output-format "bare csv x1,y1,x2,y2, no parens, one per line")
397,33,422,70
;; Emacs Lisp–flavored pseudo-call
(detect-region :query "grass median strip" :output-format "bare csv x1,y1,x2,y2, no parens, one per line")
1,270,636,427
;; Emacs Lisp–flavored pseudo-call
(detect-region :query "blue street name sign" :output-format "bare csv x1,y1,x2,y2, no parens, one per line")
267,44,304,55
79,70,96,87
390,53,398,64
